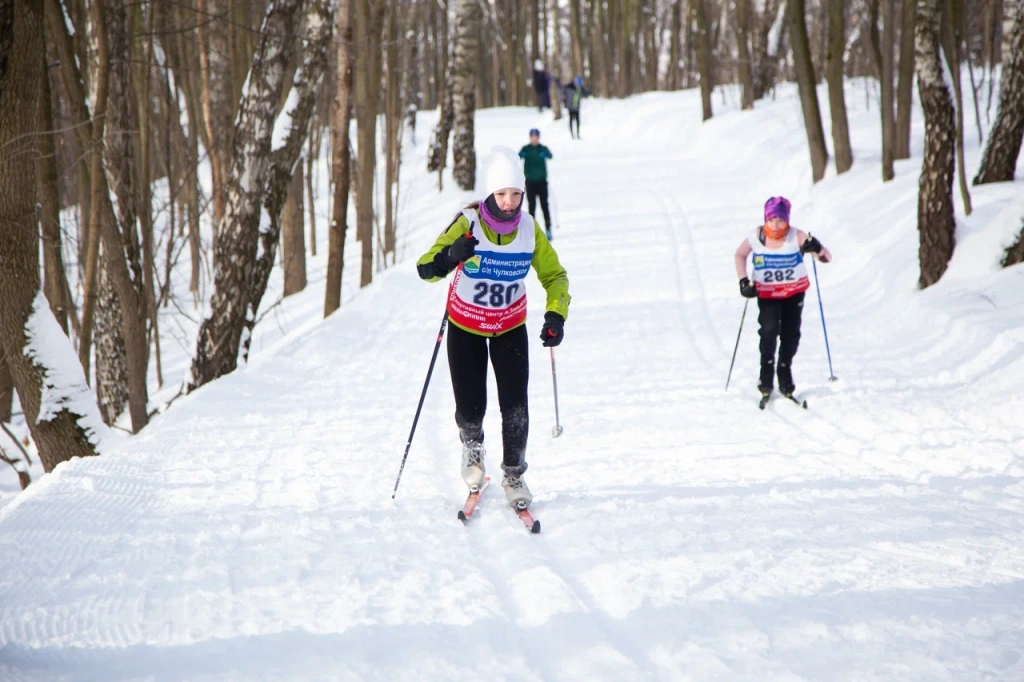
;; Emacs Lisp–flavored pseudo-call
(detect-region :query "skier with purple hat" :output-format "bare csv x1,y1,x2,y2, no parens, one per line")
519,128,554,240
416,146,571,511
734,196,832,400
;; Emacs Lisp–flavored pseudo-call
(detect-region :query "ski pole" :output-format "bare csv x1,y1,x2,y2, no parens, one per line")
812,258,837,381
393,310,450,499
725,299,749,391
549,347,563,437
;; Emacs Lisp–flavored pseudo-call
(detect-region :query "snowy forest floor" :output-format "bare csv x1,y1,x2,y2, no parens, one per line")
1,81,1024,680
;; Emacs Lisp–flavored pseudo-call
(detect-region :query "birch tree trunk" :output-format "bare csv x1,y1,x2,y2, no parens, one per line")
189,0,306,390
451,0,481,191
895,0,915,159
826,0,852,173
974,0,1024,184
326,0,353,317
246,0,331,359
915,0,957,288
790,0,830,182
96,0,150,432
0,0,100,469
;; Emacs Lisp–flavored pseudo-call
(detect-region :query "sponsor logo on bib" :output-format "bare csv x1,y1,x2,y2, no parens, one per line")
463,255,482,274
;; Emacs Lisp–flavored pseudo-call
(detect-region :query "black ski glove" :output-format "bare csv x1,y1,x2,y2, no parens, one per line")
540,312,565,347
447,234,479,266
739,277,758,298
801,235,823,254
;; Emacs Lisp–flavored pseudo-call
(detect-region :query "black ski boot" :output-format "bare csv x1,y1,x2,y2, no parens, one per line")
758,360,775,395
757,361,774,409
777,361,795,397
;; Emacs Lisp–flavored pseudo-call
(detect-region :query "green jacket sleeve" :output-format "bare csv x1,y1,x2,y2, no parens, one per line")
416,214,472,282
531,221,571,319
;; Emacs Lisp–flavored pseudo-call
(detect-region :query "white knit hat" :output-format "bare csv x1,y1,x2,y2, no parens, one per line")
481,146,526,197
534,59,545,71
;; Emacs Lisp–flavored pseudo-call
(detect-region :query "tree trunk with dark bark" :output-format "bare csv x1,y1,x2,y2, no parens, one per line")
827,0,853,173
326,0,353,317
790,0,830,182
354,0,383,287
0,361,12,423
452,0,481,190
692,0,714,120
282,162,308,297
915,0,957,288
871,0,896,180
37,64,70,333
95,261,129,425
197,0,235,227
0,0,100,470
942,0,972,214
753,0,784,100
974,0,1024,184
895,0,916,159
735,0,755,109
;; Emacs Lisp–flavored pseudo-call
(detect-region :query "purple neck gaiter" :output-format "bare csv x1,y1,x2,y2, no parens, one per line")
480,195,522,235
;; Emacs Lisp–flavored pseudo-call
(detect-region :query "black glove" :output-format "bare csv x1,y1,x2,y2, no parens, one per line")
446,234,479,267
801,235,823,254
739,277,758,298
540,312,564,347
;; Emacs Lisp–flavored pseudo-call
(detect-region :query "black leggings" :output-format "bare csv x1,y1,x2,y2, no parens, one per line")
757,293,805,367
526,180,552,229
569,111,580,137
447,323,529,475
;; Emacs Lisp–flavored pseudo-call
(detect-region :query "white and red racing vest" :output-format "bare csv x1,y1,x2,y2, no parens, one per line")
447,208,536,335
748,227,810,299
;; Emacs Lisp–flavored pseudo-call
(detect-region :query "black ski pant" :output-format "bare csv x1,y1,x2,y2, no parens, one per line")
525,180,552,230
757,292,805,372
447,323,529,476
568,111,580,138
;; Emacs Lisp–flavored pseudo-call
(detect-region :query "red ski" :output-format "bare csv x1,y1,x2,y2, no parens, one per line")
515,504,541,534
458,477,490,522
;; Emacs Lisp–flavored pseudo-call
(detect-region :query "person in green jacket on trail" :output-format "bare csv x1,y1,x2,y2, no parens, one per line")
519,128,554,240
416,146,571,510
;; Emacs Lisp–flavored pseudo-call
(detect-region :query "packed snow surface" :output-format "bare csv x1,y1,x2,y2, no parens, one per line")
2,83,1023,680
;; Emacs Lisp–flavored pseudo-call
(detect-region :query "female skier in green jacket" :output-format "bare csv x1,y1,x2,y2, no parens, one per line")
416,146,571,509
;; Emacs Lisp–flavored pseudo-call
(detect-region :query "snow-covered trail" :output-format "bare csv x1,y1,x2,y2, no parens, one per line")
2,89,1024,681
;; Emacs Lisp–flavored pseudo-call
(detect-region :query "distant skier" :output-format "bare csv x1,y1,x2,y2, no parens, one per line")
519,129,554,240
532,60,551,112
416,146,571,510
562,76,590,139
734,196,832,399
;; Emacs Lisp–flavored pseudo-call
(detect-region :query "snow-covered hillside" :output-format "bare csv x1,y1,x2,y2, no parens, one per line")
1,82,1023,681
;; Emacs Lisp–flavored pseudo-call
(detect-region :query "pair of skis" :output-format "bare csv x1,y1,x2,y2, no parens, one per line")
759,391,808,410
457,477,541,533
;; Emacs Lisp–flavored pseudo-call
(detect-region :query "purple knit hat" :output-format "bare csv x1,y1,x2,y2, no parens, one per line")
764,196,792,223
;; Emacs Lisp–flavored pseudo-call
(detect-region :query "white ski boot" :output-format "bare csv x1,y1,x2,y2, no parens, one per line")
461,443,486,490
502,473,533,509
